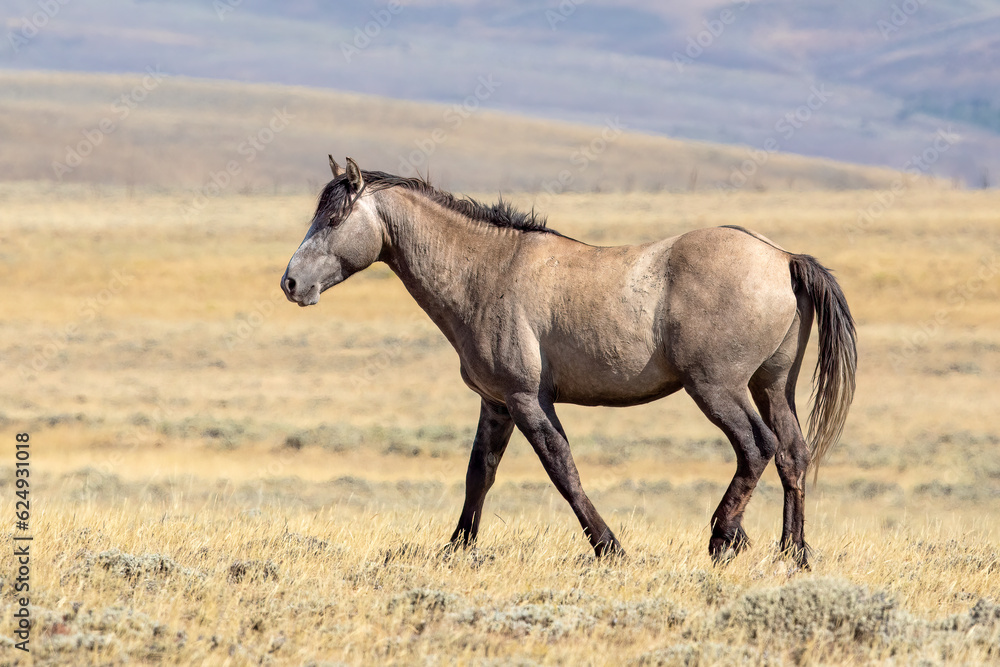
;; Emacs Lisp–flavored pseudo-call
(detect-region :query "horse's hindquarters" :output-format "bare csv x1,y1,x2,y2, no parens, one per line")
663,227,799,387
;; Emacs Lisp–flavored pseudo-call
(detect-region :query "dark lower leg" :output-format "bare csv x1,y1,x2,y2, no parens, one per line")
507,393,622,558
753,385,811,566
449,400,514,547
709,472,757,559
689,386,777,563
539,440,622,557
774,426,810,566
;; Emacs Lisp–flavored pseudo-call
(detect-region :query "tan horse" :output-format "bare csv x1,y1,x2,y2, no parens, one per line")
281,157,857,566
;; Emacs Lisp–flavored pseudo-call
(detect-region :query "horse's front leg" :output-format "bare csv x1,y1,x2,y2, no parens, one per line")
448,398,515,548
505,392,623,559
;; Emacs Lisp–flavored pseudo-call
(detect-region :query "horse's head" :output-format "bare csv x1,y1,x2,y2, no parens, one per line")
281,156,383,306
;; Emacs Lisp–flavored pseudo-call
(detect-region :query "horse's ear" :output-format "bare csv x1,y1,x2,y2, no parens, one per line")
329,155,343,177
345,157,364,192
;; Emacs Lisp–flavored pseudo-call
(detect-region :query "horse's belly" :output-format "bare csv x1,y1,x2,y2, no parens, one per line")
547,352,683,407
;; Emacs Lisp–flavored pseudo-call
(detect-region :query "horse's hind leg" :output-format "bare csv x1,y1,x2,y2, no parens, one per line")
750,313,812,566
750,376,809,566
505,391,622,558
448,398,515,548
687,383,779,563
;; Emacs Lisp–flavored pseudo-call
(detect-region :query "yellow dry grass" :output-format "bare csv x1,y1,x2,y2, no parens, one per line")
1,183,999,665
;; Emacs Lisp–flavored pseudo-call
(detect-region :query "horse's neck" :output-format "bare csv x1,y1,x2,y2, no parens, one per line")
380,194,512,338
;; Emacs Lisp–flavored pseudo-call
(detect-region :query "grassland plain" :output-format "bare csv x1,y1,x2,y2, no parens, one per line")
0,183,999,665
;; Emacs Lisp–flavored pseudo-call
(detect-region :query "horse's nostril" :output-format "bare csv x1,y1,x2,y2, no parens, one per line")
285,276,297,293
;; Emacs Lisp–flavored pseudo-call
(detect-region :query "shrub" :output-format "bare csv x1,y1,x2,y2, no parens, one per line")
716,577,904,646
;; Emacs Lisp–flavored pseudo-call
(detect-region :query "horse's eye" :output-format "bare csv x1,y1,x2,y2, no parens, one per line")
328,214,341,228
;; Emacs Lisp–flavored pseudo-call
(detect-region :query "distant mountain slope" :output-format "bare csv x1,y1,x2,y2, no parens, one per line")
1,0,997,185
0,70,913,195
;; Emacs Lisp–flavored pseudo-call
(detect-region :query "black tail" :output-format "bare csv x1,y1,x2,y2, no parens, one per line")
789,254,858,478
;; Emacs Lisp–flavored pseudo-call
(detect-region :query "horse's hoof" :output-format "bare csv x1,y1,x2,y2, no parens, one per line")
438,541,465,559
709,527,750,564
595,545,627,563
711,546,738,566
777,541,812,570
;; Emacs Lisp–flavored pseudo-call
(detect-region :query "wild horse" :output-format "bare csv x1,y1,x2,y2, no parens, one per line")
281,157,857,567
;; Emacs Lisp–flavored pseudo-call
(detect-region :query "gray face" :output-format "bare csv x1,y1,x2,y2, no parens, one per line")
281,174,382,306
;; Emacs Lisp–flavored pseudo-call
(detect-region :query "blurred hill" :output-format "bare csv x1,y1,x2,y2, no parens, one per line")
0,69,916,195
1,0,998,186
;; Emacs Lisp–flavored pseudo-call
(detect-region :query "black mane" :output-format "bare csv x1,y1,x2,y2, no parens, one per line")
315,170,553,233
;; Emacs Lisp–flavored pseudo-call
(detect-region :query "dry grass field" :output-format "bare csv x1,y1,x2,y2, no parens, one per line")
1,182,999,665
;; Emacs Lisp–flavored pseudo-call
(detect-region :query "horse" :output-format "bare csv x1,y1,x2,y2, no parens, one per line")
280,156,857,567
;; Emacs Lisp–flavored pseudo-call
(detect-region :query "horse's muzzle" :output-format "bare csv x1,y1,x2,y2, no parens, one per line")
281,271,320,306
